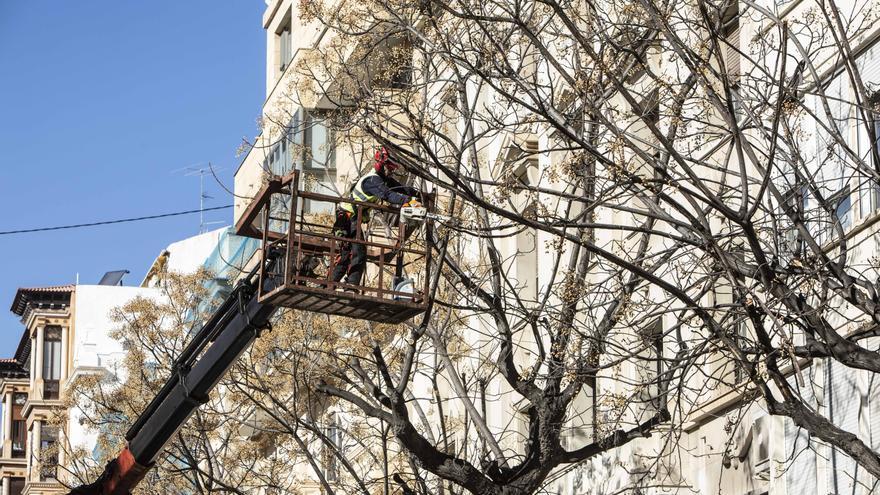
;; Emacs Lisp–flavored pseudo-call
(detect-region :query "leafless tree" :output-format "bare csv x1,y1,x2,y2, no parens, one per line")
72,0,880,493
276,0,880,492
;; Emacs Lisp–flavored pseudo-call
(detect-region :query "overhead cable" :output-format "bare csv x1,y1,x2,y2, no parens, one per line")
0,205,233,236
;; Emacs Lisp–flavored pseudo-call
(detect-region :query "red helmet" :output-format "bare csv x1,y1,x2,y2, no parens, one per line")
374,146,399,173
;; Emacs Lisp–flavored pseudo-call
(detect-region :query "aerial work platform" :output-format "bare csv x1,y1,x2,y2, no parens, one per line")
234,172,431,324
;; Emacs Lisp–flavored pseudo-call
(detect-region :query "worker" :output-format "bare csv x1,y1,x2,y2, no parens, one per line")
331,146,422,288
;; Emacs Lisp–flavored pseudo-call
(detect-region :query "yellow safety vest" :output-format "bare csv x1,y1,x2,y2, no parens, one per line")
340,171,380,217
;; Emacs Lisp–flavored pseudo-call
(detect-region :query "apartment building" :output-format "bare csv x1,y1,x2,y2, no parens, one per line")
229,0,880,494
0,350,29,495
0,280,157,495
0,227,257,495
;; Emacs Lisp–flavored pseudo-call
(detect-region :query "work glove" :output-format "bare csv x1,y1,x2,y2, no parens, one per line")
404,197,422,208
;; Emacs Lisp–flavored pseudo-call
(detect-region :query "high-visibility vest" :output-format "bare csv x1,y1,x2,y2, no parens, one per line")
340,171,380,217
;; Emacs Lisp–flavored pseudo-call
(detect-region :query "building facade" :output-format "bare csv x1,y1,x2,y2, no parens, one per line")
0,227,258,495
230,0,880,494
2,0,869,493
0,282,163,495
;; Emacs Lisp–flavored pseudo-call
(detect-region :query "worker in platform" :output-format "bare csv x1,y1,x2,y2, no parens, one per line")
331,146,422,288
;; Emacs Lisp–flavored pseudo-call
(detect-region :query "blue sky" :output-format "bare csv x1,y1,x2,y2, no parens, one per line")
0,2,265,355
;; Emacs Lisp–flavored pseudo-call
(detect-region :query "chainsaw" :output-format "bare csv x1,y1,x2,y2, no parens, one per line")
400,206,455,225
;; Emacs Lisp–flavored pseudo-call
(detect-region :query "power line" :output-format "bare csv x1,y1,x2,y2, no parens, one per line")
0,205,233,236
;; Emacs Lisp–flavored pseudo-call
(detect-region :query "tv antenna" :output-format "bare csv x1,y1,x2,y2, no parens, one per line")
172,163,226,233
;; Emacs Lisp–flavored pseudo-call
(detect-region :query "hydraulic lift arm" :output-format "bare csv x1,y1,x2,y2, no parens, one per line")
69,265,278,495
67,194,431,494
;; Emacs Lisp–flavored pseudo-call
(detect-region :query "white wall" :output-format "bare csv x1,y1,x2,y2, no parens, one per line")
164,228,226,275
68,285,160,451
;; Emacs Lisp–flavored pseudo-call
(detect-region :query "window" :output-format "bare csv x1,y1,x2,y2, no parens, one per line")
279,26,292,72
39,426,58,481
11,419,25,458
833,188,852,231
475,378,496,455
562,379,596,449
747,416,771,480
445,436,459,457
43,326,62,400
859,174,880,218
9,478,24,495
504,140,538,201
263,111,336,187
438,416,460,457
721,1,740,84
636,318,664,416
870,114,880,168
855,44,880,218
858,115,880,217
733,318,751,384
304,114,334,171
813,187,852,244
510,141,539,302
371,36,413,89
322,413,340,482
781,186,808,260
280,138,289,174
289,110,304,171
641,90,660,126
638,90,662,178
816,74,852,170
301,112,337,214
11,392,26,459
261,109,337,214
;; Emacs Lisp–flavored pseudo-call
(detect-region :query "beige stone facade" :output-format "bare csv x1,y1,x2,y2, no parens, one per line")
230,0,880,493
0,286,74,495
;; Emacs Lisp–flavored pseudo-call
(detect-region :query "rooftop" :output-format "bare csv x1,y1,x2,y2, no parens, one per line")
10,284,74,316
0,352,27,379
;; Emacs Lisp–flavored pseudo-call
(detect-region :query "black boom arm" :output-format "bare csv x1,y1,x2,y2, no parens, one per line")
69,264,277,494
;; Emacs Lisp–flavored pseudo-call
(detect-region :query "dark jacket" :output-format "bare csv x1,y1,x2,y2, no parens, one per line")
359,171,419,205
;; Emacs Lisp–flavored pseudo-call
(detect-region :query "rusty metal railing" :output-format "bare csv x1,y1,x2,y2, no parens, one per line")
235,172,431,320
